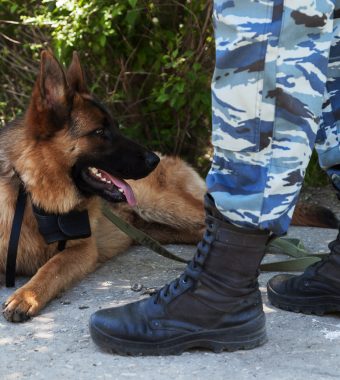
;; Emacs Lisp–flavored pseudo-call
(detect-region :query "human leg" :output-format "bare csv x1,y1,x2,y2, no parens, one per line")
268,7,340,314
207,0,336,236
89,0,336,355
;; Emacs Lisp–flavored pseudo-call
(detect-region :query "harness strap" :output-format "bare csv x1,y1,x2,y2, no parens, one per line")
5,185,91,288
5,185,27,287
5,186,70,288
58,240,67,251
32,206,91,244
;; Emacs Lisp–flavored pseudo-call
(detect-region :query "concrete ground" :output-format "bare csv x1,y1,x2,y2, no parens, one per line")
1,226,340,380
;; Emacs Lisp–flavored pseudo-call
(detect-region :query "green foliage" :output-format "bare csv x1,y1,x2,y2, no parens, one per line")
0,1,47,125
304,150,329,187
0,0,214,173
0,1,331,185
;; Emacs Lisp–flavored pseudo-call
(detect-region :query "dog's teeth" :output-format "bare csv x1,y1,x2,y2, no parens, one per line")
89,167,98,174
118,188,124,193
89,167,112,185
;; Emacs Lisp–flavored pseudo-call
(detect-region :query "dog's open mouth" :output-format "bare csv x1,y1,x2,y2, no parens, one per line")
81,167,137,206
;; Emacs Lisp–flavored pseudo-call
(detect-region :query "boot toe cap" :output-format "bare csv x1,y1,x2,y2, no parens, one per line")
89,298,162,346
90,308,125,341
89,302,145,340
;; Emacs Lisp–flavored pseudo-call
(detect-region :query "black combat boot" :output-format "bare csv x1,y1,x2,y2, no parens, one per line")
90,194,270,355
268,231,340,315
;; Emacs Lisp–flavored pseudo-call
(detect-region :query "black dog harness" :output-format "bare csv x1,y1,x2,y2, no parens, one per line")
5,184,91,287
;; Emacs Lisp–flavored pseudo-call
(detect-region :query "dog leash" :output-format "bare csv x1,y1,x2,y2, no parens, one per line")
103,204,326,271
102,204,187,264
262,237,327,271
5,191,329,287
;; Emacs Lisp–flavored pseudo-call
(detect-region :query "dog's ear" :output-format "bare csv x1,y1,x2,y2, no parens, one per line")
66,51,88,93
25,50,70,139
39,50,68,108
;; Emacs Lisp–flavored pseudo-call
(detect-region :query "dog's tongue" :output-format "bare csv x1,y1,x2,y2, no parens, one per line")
100,170,136,207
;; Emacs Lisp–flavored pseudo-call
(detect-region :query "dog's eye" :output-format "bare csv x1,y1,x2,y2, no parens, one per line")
94,128,105,136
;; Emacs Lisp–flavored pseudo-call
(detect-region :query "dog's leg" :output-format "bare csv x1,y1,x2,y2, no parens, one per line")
3,239,98,322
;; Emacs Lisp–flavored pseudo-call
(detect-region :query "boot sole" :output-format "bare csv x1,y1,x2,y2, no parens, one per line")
90,314,267,356
267,283,340,316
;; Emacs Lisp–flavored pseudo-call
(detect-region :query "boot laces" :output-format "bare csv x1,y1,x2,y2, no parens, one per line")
153,219,215,304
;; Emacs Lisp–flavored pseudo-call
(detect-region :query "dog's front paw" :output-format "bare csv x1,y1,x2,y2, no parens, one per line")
2,288,42,323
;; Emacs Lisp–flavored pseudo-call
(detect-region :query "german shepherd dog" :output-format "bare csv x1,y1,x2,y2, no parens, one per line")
0,51,207,322
0,51,337,323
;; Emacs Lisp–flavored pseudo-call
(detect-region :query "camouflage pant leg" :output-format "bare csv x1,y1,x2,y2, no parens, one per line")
315,7,340,189
206,0,336,235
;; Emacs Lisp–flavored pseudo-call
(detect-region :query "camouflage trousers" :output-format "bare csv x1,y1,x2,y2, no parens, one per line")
206,0,340,235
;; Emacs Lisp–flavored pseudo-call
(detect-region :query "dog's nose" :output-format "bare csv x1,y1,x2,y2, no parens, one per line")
144,152,160,170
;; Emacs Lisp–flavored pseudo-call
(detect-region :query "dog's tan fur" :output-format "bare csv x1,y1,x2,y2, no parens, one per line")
0,143,333,322
97,156,206,261
0,51,206,321
0,149,206,321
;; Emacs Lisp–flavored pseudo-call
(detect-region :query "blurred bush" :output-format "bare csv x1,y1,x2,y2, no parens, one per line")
0,1,329,185
0,0,214,174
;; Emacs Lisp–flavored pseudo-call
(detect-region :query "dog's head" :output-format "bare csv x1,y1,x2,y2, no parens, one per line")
20,51,159,210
